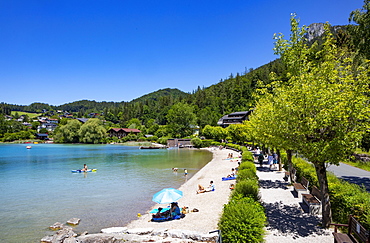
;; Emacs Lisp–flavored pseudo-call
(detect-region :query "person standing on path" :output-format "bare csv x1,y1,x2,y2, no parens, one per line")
273,152,278,169
267,153,274,170
258,152,264,167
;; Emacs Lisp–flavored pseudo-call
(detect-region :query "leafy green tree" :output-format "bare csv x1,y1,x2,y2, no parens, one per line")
125,118,142,129
8,120,24,133
197,107,220,128
0,115,7,136
154,125,171,138
259,15,370,228
31,121,40,130
360,131,370,152
349,0,370,60
166,103,197,138
226,123,249,144
78,118,107,144
54,119,81,143
191,137,203,148
202,125,228,141
39,128,48,134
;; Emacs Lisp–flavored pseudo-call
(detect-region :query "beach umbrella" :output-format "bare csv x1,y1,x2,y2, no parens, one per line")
152,188,183,204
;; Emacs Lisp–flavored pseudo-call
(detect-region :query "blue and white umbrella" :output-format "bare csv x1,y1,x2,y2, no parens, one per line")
152,188,183,204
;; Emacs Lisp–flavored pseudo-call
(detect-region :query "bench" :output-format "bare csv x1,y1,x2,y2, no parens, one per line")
293,176,309,198
302,186,321,215
331,215,370,243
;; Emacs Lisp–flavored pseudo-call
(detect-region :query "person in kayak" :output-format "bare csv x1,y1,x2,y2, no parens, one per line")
81,164,88,172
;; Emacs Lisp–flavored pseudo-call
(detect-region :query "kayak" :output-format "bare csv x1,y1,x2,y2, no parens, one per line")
222,176,236,181
71,169,97,173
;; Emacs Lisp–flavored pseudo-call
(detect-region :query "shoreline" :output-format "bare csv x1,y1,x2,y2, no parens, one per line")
123,147,240,234
41,147,240,242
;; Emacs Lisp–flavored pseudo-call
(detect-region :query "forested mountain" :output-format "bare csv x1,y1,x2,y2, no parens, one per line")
1,58,285,127
1,18,366,130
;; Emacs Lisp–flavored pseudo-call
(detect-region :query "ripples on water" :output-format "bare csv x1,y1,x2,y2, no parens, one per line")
0,144,212,243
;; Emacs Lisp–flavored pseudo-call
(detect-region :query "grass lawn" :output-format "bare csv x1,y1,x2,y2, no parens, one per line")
11,111,42,119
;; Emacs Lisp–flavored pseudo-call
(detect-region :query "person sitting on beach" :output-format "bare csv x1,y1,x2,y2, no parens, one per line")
81,164,88,172
152,207,164,218
227,168,235,178
235,162,241,173
229,183,235,190
170,202,181,217
197,181,215,193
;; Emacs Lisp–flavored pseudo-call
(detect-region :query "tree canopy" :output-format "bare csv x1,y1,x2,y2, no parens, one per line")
248,14,370,227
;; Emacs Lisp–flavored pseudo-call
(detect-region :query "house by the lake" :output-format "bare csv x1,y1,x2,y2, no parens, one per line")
108,128,141,138
217,111,252,128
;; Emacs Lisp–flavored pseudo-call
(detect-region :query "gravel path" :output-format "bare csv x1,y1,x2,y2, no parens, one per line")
256,158,334,242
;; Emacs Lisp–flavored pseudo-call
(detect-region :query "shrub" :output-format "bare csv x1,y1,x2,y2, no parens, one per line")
232,179,260,201
201,139,213,148
138,136,147,141
191,137,203,148
226,143,242,151
219,197,266,243
211,141,222,146
239,162,257,174
291,156,370,228
328,175,370,229
236,169,258,181
147,135,158,142
158,137,169,145
242,151,254,162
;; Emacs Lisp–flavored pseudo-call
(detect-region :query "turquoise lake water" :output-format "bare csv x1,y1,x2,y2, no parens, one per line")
0,144,212,243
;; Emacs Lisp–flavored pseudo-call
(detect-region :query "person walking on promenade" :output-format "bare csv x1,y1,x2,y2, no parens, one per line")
268,153,274,170
258,152,264,167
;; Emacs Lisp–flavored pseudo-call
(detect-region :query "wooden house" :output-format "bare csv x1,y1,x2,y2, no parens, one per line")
217,111,252,128
108,128,141,138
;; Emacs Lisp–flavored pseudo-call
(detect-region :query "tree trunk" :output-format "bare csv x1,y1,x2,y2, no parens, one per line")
286,149,293,181
314,162,332,228
277,149,282,171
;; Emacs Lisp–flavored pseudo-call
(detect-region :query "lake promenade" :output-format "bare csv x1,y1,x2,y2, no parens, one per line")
59,148,337,242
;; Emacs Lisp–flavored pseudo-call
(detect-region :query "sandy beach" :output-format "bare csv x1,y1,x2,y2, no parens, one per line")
125,147,240,234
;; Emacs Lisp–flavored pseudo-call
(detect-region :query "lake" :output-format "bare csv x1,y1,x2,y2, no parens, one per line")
0,143,212,243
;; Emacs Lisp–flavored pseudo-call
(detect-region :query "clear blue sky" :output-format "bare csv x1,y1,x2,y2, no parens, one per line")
0,0,363,105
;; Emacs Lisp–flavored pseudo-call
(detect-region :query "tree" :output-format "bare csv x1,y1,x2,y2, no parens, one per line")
125,118,142,129
54,119,81,143
349,0,370,60
251,14,370,227
201,125,228,141
166,103,197,138
226,123,250,144
78,118,107,144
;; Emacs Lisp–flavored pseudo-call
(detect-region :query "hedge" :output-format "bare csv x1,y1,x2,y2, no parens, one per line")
219,150,266,242
284,155,370,229
218,197,265,243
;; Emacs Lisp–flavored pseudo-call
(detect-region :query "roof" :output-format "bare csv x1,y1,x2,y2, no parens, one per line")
109,128,141,133
77,118,89,123
217,110,252,126
36,133,49,137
